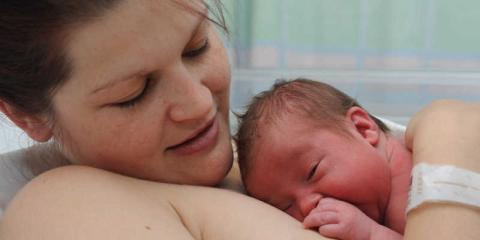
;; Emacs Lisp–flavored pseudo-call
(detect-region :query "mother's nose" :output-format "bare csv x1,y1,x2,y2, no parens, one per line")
166,66,214,123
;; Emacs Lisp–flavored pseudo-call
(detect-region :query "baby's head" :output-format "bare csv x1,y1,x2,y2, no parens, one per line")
235,78,393,221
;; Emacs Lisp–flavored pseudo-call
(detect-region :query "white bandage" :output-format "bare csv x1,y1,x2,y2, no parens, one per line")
407,163,480,213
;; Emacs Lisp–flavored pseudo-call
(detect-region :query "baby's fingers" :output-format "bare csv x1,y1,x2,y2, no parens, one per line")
303,211,338,229
318,224,345,239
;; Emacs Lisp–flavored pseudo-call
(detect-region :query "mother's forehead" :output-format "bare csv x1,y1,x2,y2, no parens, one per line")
65,0,204,58
63,0,207,90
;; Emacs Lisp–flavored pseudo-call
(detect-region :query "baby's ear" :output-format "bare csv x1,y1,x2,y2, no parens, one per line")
0,101,53,142
346,106,380,146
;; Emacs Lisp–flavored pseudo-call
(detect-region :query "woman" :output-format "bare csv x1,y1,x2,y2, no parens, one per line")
0,0,478,239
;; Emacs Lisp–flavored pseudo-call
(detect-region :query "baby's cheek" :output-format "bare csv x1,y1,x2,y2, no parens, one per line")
285,206,304,222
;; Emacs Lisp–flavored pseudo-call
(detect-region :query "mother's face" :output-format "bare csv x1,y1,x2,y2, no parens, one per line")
51,0,232,185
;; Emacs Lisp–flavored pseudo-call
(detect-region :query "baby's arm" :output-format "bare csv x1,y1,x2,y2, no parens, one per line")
303,198,402,240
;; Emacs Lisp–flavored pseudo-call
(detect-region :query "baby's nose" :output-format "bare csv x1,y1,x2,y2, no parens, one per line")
297,193,322,220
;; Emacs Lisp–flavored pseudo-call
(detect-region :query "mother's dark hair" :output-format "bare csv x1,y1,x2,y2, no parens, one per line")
0,0,227,117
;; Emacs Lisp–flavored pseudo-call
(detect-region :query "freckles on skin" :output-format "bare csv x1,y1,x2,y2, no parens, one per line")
104,101,168,155
188,31,231,109
49,0,232,184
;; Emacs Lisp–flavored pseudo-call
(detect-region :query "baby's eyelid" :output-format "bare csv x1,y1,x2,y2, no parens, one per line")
307,162,319,181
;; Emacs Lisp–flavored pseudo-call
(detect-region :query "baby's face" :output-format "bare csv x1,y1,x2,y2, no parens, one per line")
245,114,392,222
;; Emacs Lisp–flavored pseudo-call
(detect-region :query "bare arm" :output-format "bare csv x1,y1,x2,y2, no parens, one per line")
404,100,480,240
0,166,330,240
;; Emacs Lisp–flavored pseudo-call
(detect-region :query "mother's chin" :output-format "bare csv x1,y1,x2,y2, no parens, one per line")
184,139,235,187
183,115,235,187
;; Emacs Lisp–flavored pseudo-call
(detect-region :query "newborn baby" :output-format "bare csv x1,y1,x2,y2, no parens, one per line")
235,79,412,240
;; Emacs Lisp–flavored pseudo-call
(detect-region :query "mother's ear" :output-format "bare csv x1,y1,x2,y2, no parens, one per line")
346,106,380,146
0,101,53,142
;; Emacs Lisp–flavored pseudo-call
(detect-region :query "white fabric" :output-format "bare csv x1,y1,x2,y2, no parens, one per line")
378,116,406,139
0,143,69,217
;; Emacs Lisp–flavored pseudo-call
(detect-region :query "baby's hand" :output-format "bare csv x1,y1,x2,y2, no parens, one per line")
303,198,377,240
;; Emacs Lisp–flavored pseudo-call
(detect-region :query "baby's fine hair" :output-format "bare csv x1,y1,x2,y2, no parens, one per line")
234,78,389,182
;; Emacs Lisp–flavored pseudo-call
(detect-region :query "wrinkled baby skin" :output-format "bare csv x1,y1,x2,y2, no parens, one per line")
303,198,402,240
245,109,412,239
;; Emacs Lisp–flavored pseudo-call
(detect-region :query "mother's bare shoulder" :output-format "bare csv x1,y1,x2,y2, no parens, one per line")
0,165,191,239
0,165,331,240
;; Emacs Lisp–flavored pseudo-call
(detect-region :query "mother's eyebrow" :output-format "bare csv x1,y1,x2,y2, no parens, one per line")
90,71,145,95
90,17,207,95
188,17,209,41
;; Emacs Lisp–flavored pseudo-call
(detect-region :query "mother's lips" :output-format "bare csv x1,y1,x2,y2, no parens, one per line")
166,116,219,156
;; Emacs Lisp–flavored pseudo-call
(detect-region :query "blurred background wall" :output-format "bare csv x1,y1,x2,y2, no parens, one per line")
223,0,480,131
227,0,480,71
